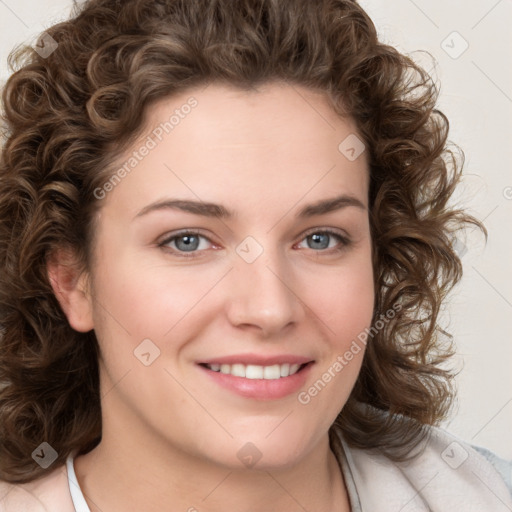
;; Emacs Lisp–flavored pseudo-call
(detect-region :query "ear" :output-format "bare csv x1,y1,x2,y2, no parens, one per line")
47,247,94,333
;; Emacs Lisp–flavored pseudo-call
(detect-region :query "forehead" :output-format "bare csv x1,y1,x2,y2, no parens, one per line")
100,81,369,222
144,81,362,152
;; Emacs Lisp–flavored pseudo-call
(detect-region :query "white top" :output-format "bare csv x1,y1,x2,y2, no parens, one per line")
66,454,91,512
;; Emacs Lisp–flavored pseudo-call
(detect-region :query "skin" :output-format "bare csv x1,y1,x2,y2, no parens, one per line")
48,81,374,512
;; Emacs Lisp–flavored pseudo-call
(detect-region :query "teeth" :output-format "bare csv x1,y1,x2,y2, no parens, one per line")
205,362,304,379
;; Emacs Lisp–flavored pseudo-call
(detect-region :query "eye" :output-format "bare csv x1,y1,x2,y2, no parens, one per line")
296,229,350,252
158,230,214,257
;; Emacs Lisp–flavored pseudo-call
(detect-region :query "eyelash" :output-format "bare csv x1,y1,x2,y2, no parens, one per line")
157,228,351,258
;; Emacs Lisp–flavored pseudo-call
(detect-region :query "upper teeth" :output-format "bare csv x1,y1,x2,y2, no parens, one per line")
206,363,302,379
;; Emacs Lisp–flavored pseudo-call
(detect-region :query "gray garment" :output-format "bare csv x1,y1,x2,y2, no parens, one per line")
330,423,512,511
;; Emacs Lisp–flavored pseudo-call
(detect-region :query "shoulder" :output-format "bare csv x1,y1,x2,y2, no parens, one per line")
332,422,512,511
0,463,74,512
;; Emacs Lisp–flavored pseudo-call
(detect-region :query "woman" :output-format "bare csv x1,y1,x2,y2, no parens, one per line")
0,0,510,510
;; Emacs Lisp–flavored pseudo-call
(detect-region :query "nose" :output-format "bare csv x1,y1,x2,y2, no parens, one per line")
224,244,305,337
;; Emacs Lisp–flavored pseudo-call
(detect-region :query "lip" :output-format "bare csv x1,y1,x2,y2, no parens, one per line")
197,358,315,400
198,353,313,366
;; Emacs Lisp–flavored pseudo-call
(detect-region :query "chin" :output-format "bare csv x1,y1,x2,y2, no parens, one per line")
198,429,319,472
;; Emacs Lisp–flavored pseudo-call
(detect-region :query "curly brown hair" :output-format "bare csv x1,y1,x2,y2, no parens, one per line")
0,0,485,483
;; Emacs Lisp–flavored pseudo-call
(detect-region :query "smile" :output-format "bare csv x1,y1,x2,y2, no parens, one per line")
197,357,315,400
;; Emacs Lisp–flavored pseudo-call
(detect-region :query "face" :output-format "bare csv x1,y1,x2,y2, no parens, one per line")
73,82,374,470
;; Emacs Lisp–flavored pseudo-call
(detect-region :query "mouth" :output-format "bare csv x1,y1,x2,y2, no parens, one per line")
198,362,311,379
196,356,315,400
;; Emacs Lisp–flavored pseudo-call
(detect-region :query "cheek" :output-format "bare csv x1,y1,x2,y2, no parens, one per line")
305,254,375,348
295,257,373,423
91,244,216,340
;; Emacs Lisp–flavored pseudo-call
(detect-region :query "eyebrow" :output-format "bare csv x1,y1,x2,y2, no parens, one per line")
133,193,366,220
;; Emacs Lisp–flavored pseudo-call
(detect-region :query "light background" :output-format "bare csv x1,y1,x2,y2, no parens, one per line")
1,0,511,458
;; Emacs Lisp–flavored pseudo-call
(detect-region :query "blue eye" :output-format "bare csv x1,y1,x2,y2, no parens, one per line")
159,231,212,256
173,233,201,252
297,229,350,252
